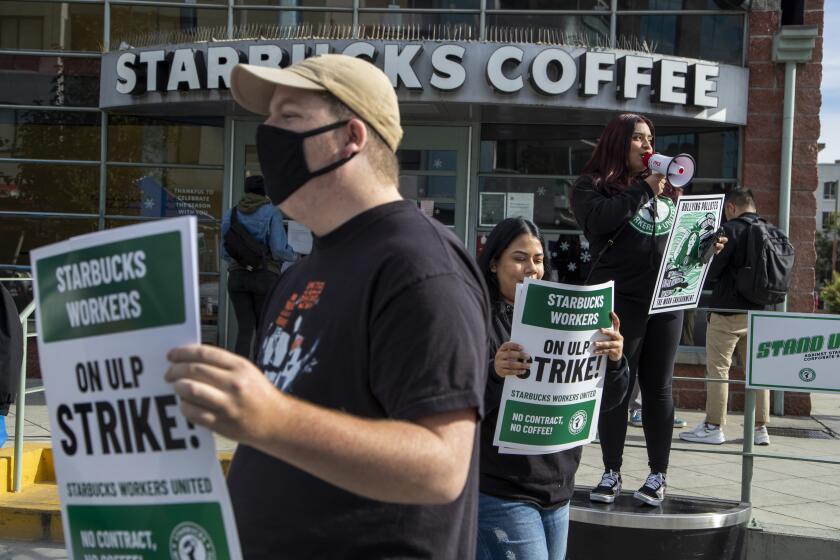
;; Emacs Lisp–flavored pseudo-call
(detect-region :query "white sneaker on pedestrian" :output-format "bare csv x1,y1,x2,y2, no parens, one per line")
679,421,725,444
754,425,771,446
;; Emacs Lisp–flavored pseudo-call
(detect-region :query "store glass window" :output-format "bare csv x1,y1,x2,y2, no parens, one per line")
235,9,353,27
397,147,459,227
361,0,480,7
489,1,606,9
108,116,225,166
110,5,228,47
107,218,221,345
106,166,224,219
237,0,352,5
617,14,744,65
358,11,478,32
684,180,735,196
0,109,100,161
655,128,738,179
0,216,98,266
479,176,576,231
0,55,100,107
106,219,220,275
480,124,602,176
486,14,609,44
545,232,591,284
0,161,99,213
618,0,745,9
0,1,104,52
129,0,229,4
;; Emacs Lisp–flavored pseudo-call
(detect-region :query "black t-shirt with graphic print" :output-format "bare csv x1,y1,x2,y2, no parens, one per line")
226,200,489,560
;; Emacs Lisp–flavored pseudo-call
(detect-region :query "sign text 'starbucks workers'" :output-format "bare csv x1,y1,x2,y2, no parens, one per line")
31,217,241,560
36,232,185,342
494,279,613,454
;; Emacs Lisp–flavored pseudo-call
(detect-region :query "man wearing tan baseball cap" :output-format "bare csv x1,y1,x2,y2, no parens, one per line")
166,53,489,558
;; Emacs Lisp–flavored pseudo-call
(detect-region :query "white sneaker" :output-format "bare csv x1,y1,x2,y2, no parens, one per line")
679,421,725,444
754,426,771,446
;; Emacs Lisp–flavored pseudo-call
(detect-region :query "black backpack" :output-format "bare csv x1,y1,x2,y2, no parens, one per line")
224,208,269,271
735,216,795,305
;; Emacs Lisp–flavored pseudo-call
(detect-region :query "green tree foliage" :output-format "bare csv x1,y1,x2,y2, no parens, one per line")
816,213,840,288
821,272,840,314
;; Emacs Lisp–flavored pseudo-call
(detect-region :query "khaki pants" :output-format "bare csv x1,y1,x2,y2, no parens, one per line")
705,313,770,426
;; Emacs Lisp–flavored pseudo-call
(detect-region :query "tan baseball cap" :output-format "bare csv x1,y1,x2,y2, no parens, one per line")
230,54,403,152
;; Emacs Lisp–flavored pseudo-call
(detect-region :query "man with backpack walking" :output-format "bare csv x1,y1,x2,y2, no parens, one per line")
680,187,795,446
221,175,297,358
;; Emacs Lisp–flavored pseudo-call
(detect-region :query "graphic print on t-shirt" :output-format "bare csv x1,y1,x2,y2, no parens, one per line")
629,196,675,236
258,281,325,392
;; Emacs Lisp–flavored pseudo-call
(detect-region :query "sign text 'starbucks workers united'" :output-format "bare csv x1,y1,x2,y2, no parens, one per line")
494,279,613,454
31,217,241,560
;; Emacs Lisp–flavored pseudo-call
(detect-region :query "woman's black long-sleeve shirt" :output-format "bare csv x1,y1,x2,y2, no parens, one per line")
479,300,630,509
571,174,676,303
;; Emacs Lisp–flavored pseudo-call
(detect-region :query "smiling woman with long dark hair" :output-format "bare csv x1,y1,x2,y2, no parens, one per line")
475,217,629,560
572,113,725,507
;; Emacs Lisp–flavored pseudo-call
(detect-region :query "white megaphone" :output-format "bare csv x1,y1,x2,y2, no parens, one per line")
642,152,696,188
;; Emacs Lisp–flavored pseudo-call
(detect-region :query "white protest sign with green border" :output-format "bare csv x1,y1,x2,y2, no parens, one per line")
493,278,614,454
746,311,840,393
649,194,724,314
31,217,242,560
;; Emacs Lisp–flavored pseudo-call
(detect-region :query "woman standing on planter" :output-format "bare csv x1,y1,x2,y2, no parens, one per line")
572,113,725,507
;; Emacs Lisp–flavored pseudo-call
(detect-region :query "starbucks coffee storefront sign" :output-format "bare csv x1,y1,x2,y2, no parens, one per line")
101,40,748,124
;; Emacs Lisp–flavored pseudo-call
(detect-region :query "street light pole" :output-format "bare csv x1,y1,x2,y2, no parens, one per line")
832,182,838,275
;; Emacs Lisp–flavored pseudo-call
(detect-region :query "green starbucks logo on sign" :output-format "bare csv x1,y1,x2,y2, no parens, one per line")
569,410,588,435
629,197,675,236
170,522,216,560
798,368,817,383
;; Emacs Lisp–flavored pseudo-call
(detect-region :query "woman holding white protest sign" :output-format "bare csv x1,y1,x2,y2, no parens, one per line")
572,113,726,507
476,217,629,560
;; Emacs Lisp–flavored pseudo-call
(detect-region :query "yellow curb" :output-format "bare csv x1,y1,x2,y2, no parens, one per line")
0,444,55,493
0,484,63,541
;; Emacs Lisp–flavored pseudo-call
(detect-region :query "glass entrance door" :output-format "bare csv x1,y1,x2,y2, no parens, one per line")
220,121,471,350
397,126,471,241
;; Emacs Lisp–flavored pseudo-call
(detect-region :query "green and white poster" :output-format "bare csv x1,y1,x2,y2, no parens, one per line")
649,194,724,314
31,217,242,560
746,311,840,393
493,278,614,454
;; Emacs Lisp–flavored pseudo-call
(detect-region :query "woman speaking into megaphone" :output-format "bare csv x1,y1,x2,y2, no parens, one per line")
571,113,725,507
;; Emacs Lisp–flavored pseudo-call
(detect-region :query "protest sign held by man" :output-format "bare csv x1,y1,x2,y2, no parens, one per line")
165,54,490,558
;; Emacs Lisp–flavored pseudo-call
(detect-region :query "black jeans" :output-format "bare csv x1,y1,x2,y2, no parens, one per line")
228,268,280,359
599,296,683,474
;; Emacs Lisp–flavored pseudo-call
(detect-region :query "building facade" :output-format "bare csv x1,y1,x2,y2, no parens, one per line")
0,1,824,412
817,161,839,231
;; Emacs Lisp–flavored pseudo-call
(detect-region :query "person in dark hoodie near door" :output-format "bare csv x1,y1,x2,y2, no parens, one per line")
221,175,298,359
0,282,23,448
572,114,726,507
476,217,629,559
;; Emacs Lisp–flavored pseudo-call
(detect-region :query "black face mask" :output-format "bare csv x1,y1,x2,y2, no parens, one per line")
256,121,356,205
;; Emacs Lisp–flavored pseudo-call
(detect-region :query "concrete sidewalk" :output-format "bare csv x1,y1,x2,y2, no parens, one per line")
4,382,840,544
